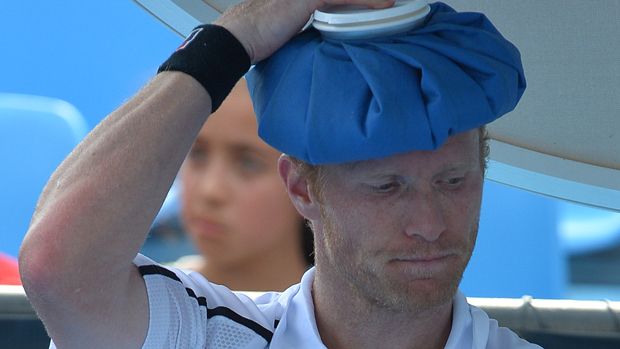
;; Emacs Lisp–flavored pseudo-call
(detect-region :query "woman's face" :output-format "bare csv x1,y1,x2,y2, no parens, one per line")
180,81,302,268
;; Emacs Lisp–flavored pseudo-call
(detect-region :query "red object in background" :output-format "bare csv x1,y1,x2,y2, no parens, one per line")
0,252,21,285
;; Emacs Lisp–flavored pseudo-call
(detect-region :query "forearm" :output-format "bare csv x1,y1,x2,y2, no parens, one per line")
21,71,210,298
18,0,394,345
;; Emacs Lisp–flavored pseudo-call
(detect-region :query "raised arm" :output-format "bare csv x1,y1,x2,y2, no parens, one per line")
19,72,212,348
18,0,393,348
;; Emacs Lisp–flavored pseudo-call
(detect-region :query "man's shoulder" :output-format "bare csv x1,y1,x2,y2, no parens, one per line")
134,254,309,349
462,294,541,349
133,254,301,319
485,320,542,349
467,303,541,349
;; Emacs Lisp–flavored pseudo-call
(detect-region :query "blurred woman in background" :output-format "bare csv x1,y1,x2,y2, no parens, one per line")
172,79,313,292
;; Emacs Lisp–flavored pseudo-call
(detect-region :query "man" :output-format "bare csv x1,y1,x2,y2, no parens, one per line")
19,0,537,348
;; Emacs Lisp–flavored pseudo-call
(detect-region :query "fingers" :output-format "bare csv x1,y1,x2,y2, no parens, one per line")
216,0,317,63
367,0,396,9
215,0,397,63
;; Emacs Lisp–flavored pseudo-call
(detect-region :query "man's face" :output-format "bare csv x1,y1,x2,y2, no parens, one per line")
312,130,483,313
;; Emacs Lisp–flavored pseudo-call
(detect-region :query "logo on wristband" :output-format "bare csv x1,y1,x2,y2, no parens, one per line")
177,27,203,51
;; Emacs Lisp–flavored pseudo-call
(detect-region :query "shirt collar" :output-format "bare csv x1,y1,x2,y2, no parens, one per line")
272,267,326,348
274,268,491,349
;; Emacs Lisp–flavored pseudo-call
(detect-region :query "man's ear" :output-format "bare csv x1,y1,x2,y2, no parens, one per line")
278,155,321,221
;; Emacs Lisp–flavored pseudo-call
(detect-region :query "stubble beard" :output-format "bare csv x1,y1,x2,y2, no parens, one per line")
318,207,478,315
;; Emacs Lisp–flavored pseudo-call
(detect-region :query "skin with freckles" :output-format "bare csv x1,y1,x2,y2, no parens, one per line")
281,130,484,348
180,80,308,291
315,130,482,313
17,1,403,347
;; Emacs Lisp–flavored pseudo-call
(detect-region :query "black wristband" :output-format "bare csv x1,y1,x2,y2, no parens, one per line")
158,24,251,112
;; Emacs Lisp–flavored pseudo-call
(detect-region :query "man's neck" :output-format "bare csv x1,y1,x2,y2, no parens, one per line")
312,271,454,349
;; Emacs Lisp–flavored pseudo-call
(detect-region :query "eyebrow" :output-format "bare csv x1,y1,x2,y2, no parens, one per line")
342,159,365,171
340,160,478,180
225,144,271,161
437,163,477,173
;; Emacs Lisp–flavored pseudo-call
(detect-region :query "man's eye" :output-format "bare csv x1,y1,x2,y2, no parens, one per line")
371,181,401,193
441,177,465,189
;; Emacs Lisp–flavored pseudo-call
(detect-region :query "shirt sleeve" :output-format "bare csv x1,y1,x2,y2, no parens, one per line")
134,254,276,349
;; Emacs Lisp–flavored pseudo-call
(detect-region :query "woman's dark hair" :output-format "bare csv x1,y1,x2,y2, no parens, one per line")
300,220,315,266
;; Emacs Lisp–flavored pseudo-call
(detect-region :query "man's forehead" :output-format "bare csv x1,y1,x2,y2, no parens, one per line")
335,131,480,174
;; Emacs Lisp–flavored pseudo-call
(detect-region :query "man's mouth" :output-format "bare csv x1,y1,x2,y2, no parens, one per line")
387,253,456,276
393,254,453,263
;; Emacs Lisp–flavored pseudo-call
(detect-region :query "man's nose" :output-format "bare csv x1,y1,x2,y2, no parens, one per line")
403,190,447,242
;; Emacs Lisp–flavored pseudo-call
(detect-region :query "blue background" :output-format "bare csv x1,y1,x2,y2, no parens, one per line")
0,1,179,129
0,0,179,263
0,1,575,299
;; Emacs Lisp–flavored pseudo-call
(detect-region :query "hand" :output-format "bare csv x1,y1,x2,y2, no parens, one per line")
214,0,394,64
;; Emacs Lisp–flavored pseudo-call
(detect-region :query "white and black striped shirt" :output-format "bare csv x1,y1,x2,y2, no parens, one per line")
51,254,541,349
